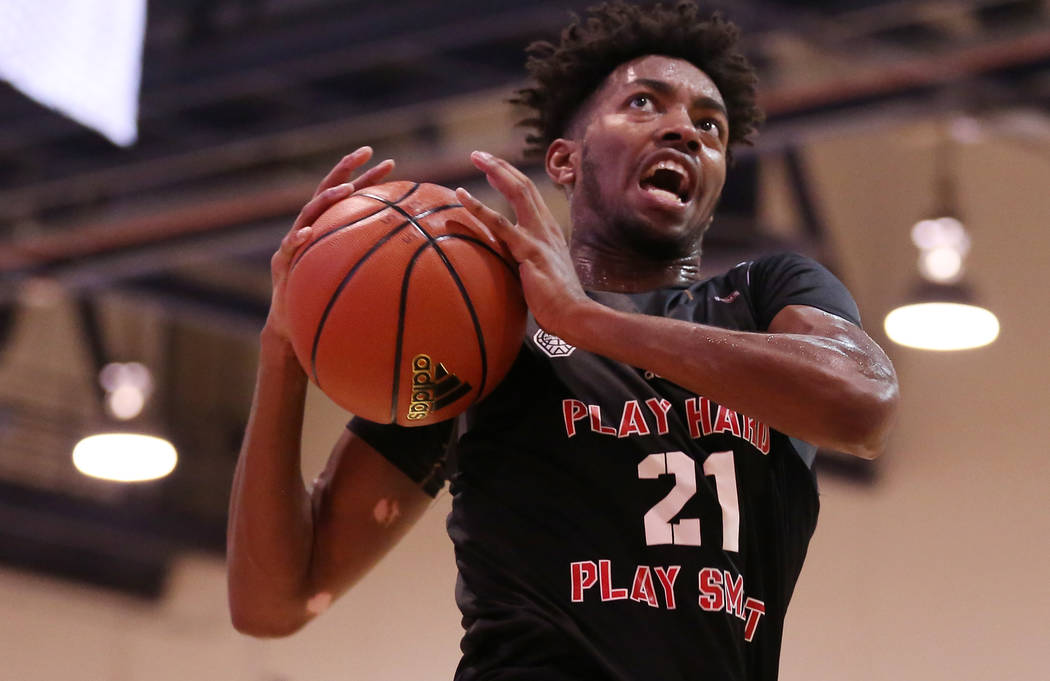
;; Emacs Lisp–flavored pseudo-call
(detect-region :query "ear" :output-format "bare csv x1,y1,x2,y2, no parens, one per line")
545,138,578,188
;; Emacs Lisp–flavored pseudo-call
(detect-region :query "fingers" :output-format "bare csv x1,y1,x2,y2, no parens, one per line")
313,146,373,197
456,186,544,266
470,151,552,227
292,182,357,231
296,149,394,231
352,158,395,191
461,150,568,264
283,225,313,252
454,188,505,245
272,225,313,274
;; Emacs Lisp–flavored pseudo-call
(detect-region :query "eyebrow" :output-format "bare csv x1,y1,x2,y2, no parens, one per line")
629,78,728,117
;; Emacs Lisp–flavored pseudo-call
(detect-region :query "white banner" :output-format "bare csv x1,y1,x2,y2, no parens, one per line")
0,0,147,146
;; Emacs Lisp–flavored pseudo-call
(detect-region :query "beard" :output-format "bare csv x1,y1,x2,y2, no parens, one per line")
577,149,712,260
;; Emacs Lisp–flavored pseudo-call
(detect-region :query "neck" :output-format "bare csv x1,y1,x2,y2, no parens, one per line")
570,237,702,292
567,190,705,292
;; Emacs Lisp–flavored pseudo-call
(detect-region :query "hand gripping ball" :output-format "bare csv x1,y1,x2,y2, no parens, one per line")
285,181,527,426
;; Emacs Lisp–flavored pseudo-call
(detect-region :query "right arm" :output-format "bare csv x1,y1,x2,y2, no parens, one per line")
226,148,435,637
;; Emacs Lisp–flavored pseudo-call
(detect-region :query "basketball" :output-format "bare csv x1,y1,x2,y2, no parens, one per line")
284,180,527,426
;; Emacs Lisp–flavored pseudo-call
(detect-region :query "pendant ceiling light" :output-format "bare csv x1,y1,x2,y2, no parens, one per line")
70,301,177,483
884,120,999,351
73,432,177,482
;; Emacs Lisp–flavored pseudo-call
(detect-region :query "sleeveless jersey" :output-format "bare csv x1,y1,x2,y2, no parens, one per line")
349,252,862,681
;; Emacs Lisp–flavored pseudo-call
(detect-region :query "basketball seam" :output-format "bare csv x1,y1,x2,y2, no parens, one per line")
288,204,386,272
304,184,495,425
308,183,428,388
374,200,490,425
289,182,421,272
433,234,520,275
391,240,443,423
309,220,412,387
308,202,464,409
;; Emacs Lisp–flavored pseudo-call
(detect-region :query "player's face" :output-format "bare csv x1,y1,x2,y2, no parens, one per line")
569,55,729,255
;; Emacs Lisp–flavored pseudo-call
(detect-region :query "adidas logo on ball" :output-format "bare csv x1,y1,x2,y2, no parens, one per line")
406,354,472,421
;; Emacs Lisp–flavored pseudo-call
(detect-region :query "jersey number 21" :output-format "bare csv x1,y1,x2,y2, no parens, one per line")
637,450,740,552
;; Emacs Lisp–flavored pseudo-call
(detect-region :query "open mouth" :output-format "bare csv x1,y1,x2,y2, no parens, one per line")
639,160,692,204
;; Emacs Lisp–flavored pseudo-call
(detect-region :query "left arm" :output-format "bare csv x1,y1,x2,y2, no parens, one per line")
457,151,899,460
565,301,898,459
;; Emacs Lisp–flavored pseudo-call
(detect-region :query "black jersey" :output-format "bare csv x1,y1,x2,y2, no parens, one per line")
350,252,861,681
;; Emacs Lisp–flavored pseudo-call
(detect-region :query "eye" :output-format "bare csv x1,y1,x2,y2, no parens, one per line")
696,118,724,137
628,94,655,110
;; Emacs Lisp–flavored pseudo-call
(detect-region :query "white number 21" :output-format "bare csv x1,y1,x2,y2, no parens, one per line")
637,450,740,552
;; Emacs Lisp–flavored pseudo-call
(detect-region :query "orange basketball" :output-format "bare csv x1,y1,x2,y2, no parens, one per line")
285,180,527,426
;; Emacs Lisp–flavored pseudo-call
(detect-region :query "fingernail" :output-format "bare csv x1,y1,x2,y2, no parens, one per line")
472,150,493,162
456,187,472,199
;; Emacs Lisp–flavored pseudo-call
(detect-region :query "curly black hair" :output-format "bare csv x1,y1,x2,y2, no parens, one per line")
513,1,763,159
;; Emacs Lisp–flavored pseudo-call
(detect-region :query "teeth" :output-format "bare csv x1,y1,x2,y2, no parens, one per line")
642,159,690,198
643,159,687,179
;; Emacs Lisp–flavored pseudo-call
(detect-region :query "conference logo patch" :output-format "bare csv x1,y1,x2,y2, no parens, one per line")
534,329,576,358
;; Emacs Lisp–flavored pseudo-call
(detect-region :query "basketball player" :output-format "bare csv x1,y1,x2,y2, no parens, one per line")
227,2,899,679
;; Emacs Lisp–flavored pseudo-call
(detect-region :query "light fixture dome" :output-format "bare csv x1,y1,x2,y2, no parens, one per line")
72,432,177,482
885,117,999,352
884,283,999,351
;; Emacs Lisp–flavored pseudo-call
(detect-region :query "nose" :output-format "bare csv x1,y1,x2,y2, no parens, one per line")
657,108,700,154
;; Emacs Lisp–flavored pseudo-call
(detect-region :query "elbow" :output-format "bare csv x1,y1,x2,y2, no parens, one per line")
833,378,901,460
230,608,308,639
228,592,309,638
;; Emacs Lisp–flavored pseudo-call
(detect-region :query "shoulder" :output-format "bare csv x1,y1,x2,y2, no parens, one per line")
702,252,828,294
739,251,832,282
730,252,862,330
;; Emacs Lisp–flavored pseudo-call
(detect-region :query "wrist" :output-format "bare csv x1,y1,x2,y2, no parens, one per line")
259,325,301,365
555,297,611,348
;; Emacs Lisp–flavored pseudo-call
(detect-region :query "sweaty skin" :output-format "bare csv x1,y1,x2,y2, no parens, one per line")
227,147,436,638
228,53,899,641
456,55,898,459
569,57,729,284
